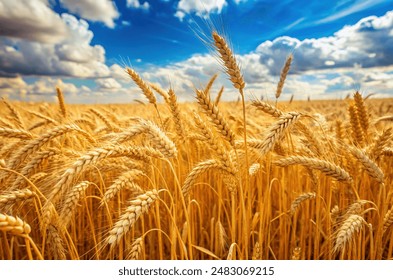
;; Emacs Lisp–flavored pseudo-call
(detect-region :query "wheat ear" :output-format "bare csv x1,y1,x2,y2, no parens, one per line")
290,192,316,215
56,87,67,118
353,91,369,136
212,32,245,91
333,214,365,254
256,112,301,156
101,170,145,205
1,98,24,128
276,54,293,99
0,213,31,236
0,189,35,211
107,189,159,247
0,127,33,140
58,181,92,229
349,146,384,184
274,156,353,183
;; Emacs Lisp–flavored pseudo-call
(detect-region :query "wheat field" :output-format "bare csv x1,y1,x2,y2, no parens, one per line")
0,32,392,260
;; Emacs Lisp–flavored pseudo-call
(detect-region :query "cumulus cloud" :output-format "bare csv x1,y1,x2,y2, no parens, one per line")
175,0,227,21
0,14,110,78
0,0,69,43
126,0,150,10
96,78,122,90
256,11,393,75
59,0,119,28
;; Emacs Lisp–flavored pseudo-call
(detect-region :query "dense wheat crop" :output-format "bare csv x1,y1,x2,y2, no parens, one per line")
1,32,392,260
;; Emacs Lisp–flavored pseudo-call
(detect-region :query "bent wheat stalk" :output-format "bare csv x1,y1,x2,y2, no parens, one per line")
274,156,353,183
106,189,159,247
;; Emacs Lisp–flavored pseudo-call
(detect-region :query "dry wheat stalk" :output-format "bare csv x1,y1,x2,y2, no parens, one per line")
46,224,66,260
47,145,163,206
126,68,157,105
349,146,384,184
56,87,67,118
58,181,92,229
89,108,120,132
167,88,185,141
333,214,365,254
353,91,369,135
27,120,50,131
274,156,353,183
127,237,143,260
138,119,177,157
11,148,59,190
2,98,24,129
0,127,33,140
6,124,95,172
212,32,245,91
276,54,292,99
204,74,218,97
0,213,31,235
215,220,227,255
383,207,393,233
214,86,224,106
182,159,225,197
227,242,237,260
0,189,35,211
251,99,283,117
195,89,236,147
252,242,261,260
150,83,169,103
193,112,236,174
290,192,316,215
369,128,392,160
107,189,159,247
348,103,364,146
256,112,301,156
27,110,59,125
101,170,145,205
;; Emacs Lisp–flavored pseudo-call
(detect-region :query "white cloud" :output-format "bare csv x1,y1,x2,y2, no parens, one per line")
175,0,227,21
96,78,122,90
0,0,69,43
127,0,150,10
256,11,393,74
0,14,110,78
59,0,119,28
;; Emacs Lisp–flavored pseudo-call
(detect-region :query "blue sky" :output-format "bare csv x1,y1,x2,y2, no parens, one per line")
0,0,392,103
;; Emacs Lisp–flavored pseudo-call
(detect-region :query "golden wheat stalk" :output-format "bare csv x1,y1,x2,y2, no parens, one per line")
212,32,245,91
0,189,35,211
290,192,316,215
56,87,67,118
256,112,301,156
58,181,92,229
276,54,293,99
107,189,159,247
274,156,353,183
0,127,33,140
101,170,145,205
6,124,95,172
0,213,31,236
251,99,283,117
349,146,384,184
195,89,236,147
333,214,365,254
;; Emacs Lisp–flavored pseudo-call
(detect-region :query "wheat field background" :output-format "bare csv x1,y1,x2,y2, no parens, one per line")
0,32,392,260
